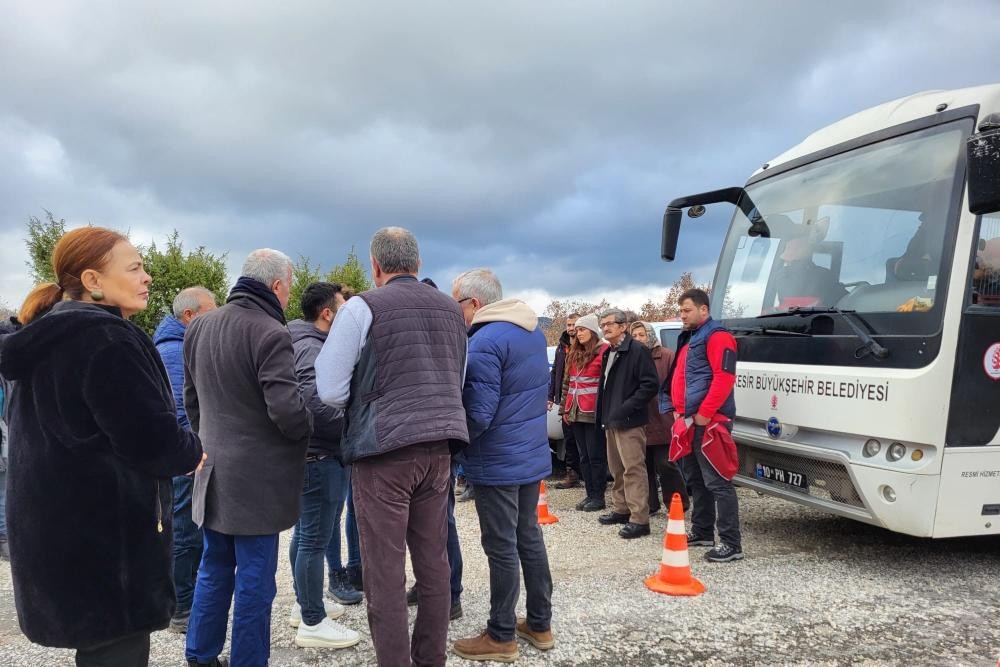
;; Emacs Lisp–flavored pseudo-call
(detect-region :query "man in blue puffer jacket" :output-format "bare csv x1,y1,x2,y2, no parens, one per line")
152,286,217,634
450,268,555,663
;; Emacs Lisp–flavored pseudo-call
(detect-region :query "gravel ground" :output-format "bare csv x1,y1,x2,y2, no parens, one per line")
0,484,998,666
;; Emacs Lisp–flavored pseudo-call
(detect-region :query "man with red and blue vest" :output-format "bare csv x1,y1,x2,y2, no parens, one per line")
661,288,744,563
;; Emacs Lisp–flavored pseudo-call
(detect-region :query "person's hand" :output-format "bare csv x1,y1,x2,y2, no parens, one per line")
547,400,554,411
693,414,710,426
562,413,570,425
193,452,208,475
674,412,682,421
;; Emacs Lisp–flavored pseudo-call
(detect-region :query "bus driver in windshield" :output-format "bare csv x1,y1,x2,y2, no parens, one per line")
773,219,848,310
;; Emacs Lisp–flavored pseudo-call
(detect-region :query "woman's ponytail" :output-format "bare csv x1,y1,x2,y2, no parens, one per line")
18,283,64,325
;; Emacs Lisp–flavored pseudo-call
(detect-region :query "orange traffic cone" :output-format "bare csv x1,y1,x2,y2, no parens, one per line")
645,493,705,596
536,481,559,525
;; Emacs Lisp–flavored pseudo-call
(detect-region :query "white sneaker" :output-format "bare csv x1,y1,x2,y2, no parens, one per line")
294,616,362,649
288,602,346,628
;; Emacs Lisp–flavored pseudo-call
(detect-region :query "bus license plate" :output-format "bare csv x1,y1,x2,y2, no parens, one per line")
755,463,808,491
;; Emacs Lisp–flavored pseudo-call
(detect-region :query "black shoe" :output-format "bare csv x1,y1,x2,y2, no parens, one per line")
346,564,364,592
598,511,629,526
686,531,715,547
450,600,463,621
188,658,228,667
618,522,651,539
705,544,744,562
581,499,606,512
327,568,363,605
574,499,589,511
649,503,662,516
0,539,9,562
457,486,475,503
406,585,418,607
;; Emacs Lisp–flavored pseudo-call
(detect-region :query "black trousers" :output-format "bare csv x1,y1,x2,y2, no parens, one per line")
76,632,150,667
646,444,689,512
562,421,581,474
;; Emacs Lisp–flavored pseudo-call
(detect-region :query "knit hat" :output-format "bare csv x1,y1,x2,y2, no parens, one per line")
574,313,601,337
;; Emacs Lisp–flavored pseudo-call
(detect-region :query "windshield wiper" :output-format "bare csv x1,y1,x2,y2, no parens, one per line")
730,326,811,337
756,307,889,359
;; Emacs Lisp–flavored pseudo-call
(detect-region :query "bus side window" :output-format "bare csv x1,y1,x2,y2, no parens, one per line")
972,214,1000,307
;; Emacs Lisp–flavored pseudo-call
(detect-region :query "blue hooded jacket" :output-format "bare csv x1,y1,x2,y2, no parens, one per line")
462,298,551,486
152,315,189,429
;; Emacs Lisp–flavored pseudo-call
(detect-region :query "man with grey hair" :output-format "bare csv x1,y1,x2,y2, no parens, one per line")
152,287,218,634
595,308,658,539
184,249,313,667
316,227,469,667
450,268,554,662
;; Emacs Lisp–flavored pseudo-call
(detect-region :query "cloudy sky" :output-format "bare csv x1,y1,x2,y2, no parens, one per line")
2,1,999,313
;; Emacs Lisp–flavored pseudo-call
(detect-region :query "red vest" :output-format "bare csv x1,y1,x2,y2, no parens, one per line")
564,344,609,415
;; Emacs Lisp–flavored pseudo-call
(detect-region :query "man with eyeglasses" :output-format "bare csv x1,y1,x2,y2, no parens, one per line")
595,309,659,539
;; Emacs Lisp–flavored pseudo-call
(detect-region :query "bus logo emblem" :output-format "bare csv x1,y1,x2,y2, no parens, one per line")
766,417,782,439
770,394,779,410
986,342,1000,381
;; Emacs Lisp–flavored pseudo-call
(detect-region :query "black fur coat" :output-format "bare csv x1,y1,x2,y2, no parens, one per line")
0,301,203,648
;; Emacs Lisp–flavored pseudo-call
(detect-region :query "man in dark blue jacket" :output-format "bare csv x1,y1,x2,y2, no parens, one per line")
450,268,555,663
286,283,360,649
153,286,216,634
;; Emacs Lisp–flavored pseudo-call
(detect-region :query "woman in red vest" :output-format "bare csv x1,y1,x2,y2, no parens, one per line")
560,314,610,512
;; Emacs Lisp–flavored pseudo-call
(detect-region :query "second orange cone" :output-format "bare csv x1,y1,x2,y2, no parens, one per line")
536,481,559,525
645,492,705,596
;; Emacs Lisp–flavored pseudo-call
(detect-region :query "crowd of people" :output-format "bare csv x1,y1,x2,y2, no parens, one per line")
0,224,741,667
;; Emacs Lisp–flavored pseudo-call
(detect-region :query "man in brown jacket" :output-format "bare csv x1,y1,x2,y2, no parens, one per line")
630,322,689,515
183,248,313,667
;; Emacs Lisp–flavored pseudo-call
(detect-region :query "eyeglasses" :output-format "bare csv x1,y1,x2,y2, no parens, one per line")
457,297,473,305
599,321,623,329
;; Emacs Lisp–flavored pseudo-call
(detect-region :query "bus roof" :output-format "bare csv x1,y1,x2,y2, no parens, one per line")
752,83,1000,178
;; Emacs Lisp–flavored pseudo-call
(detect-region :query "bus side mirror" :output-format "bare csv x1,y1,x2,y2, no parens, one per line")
968,115,1000,215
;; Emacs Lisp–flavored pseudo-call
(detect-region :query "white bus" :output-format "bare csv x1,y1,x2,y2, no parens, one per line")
661,84,1000,537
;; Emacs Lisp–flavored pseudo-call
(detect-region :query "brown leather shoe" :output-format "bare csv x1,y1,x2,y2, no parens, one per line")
516,618,555,650
553,469,580,489
453,630,518,662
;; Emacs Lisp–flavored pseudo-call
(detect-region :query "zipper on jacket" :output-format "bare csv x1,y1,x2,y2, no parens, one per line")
155,483,164,533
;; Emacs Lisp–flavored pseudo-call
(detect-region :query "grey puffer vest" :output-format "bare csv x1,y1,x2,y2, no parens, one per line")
342,276,470,463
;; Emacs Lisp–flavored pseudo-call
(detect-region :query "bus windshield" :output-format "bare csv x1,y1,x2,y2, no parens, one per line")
713,120,970,335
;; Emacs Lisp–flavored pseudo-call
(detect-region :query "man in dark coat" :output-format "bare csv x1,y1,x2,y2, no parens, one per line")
595,308,659,539
549,314,582,488
316,227,469,667
183,249,313,667
152,286,217,634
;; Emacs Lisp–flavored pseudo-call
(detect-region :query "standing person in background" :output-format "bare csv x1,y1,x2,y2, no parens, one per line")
560,313,609,512
595,308,658,539
550,313,582,489
661,288,743,563
408,276,466,623
0,227,204,666
450,268,554,663
316,227,469,667
184,249,313,667
153,286,218,634
0,313,16,562
287,282,361,648
629,322,689,515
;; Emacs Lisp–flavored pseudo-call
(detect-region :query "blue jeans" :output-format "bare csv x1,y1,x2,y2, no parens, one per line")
172,475,203,613
290,458,350,625
474,483,553,642
185,529,279,667
0,468,7,541
681,425,742,548
446,473,463,602
330,482,362,571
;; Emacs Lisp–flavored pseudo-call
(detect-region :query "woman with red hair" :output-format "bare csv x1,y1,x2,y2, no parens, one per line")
0,227,205,666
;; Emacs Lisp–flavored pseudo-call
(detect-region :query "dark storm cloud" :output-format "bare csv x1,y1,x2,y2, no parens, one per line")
1,0,999,306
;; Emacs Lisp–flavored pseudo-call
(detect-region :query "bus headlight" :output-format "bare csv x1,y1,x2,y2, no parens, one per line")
881,485,897,503
863,439,881,457
887,442,906,462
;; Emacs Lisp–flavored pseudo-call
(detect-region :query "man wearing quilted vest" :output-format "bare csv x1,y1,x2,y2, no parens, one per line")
661,288,744,563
